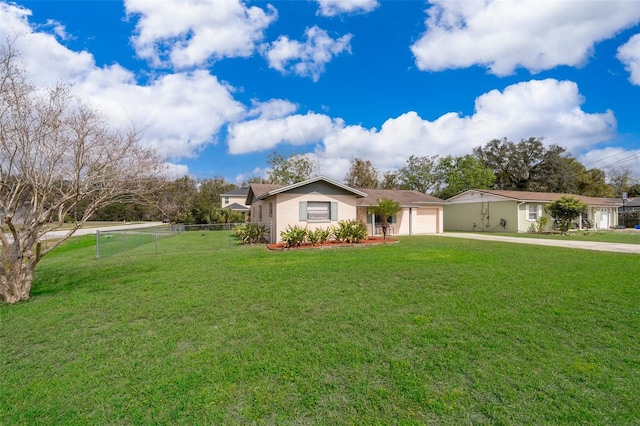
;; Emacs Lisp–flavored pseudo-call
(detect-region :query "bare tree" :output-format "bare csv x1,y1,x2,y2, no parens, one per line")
1,44,163,304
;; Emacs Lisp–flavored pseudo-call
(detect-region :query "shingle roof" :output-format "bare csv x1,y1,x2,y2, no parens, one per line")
461,189,620,206
221,188,249,197
223,202,250,211
246,178,445,207
247,184,286,200
356,188,444,207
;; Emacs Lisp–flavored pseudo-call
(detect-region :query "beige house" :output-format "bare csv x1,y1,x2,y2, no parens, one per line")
444,189,620,233
246,176,445,243
221,188,250,219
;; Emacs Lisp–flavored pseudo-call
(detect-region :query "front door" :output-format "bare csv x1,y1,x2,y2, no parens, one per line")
599,209,609,229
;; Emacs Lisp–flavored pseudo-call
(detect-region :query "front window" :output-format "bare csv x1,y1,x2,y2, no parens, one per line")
307,202,330,221
527,204,542,221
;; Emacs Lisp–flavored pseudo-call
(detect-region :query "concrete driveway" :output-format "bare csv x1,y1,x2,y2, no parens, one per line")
439,232,640,254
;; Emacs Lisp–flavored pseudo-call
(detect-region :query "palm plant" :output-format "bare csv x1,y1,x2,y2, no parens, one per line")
368,198,401,239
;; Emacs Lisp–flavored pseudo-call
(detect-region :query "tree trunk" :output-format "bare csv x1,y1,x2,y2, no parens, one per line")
1,245,36,304
381,223,388,240
1,265,35,304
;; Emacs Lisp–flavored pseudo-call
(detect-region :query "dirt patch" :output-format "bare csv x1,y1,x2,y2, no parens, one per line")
267,237,398,251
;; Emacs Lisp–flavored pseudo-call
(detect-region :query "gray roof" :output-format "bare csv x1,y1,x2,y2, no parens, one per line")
221,188,249,197
450,189,620,207
356,188,444,207
223,202,250,211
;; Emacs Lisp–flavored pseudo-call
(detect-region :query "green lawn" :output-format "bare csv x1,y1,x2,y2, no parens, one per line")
489,230,640,244
1,234,639,424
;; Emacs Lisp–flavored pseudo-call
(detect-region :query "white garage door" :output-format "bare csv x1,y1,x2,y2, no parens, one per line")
414,208,438,234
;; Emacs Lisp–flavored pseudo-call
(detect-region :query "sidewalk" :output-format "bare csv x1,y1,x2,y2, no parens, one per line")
40,222,165,240
439,232,640,254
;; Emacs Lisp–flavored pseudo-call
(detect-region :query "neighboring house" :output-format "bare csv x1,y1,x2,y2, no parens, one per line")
619,197,640,228
246,176,445,243
444,189,619,233
221,188,250,220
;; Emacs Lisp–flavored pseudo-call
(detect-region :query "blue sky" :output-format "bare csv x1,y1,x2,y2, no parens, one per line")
2,0,639,184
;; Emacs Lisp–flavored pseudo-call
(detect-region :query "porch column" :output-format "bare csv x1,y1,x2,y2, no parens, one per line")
409,208,413,235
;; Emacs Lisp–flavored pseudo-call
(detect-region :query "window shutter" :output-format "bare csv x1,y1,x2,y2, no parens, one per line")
330,202,338,220
299,201,307,221
366,213,372,224
537,205,543,218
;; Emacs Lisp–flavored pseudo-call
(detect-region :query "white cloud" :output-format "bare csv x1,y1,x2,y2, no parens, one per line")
411,0,640,75
0,3,95,87
227,113,337,154
1,2,245,168
161,162,191,180
75,70,245,160
125,0,276,68
234,167,269,185
314,79,617,180
316,0,379,17
248,99,298,119
579,147,640,177
617,34,640,85
262,26,352,81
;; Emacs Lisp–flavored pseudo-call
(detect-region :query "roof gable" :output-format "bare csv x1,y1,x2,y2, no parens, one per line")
247,176,367,204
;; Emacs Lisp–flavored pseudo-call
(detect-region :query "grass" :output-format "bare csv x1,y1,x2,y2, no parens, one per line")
489,230,640,244
1,234,639,424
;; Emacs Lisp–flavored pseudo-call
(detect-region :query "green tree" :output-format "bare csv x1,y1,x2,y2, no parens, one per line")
368,198,401,239
267,152,319,184
397,155,439,193
380,170,400,189
474,137,578,192
434,155,496,199
344,158,379,188
192,178,237,223
608,167,640,197
546,196,588,235
155,176,198,224
569,159,612,197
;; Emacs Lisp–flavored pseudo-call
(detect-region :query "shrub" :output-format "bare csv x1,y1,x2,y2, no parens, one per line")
536,216,549,233
306,227,333,246
233,223,268,244
280,224,308,248
333,219,368,243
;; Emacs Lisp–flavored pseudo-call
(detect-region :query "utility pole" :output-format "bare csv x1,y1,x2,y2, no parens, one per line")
622,192,627,228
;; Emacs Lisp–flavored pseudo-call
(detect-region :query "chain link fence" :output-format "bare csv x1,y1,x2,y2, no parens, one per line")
95,222,272,259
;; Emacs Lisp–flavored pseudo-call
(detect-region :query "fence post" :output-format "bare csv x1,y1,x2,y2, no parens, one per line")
96,230,100,259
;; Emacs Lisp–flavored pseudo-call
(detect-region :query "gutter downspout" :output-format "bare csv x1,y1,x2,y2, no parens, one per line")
517,201,525,232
